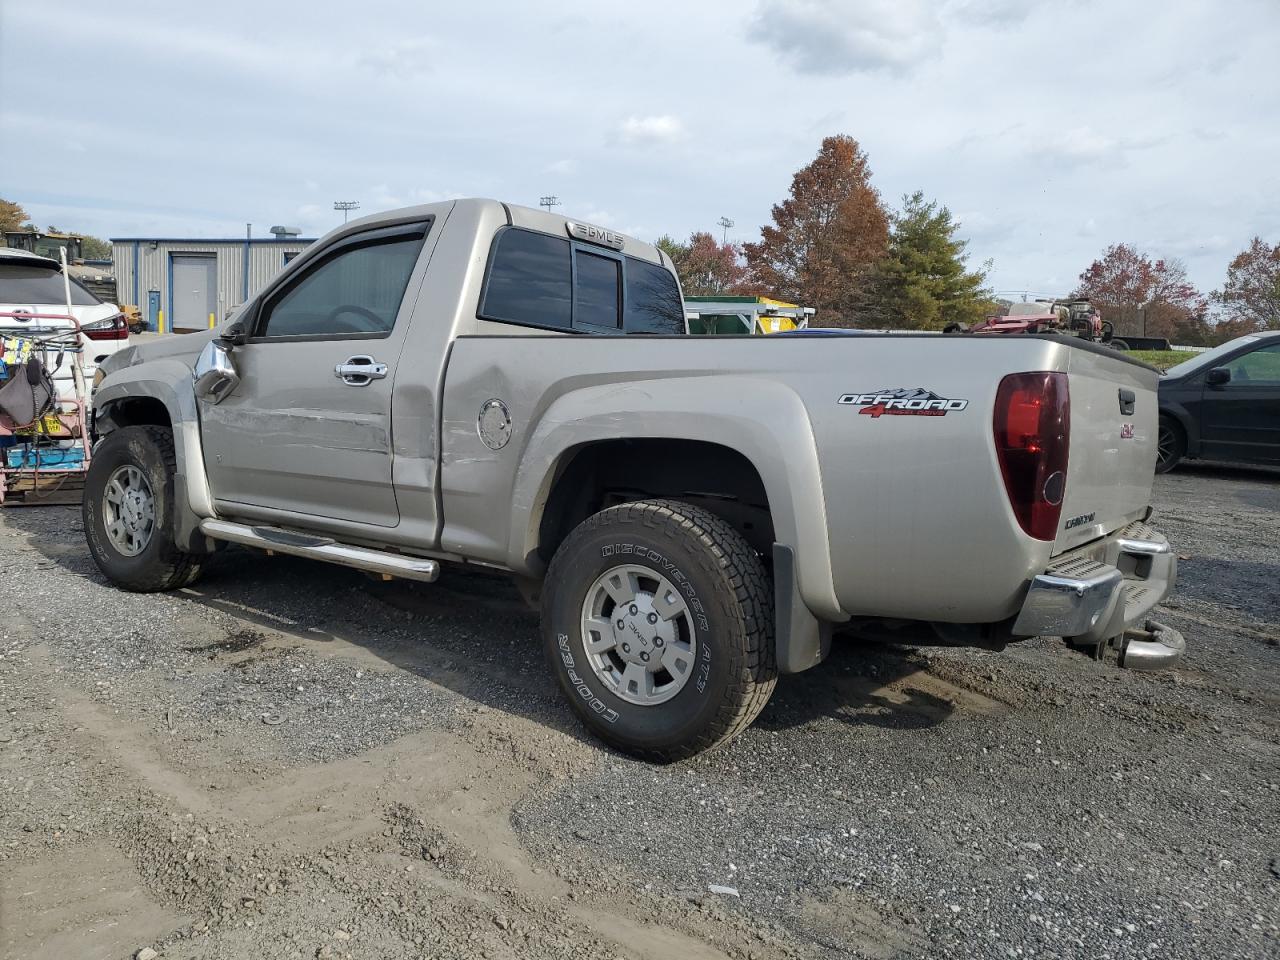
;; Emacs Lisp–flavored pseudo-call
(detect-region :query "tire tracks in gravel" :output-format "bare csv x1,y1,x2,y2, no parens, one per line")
3,523,802,959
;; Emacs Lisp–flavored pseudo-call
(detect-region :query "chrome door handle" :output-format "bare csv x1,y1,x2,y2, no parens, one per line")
334,355,388,386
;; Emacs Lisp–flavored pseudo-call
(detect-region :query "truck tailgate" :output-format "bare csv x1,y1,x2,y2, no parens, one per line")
1054,348,1160,553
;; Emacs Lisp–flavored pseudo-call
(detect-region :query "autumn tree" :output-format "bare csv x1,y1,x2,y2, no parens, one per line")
858,192,990,330
0,198,30,233
1216,236,1280,330
655,235,687,266
743,135,888,325
1074,244,1207,341
657,231,749,297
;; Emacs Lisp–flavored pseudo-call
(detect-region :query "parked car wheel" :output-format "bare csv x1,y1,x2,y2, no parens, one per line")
1156,416,1185,474
83,425,204,591
541,498,776,761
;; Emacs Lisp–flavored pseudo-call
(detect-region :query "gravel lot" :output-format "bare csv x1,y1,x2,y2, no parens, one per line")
2,464,1278,960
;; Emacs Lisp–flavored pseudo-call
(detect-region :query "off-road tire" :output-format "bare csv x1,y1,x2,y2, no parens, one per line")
1108,338,1131,351
83,425,204,592
541,498,776,762
1156,415,1185,474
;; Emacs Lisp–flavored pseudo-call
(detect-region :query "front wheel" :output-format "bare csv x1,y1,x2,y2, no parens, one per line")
541,499,776,761
83,425,204,591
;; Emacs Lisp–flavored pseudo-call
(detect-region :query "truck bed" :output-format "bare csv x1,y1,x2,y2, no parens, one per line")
439,333,1161,626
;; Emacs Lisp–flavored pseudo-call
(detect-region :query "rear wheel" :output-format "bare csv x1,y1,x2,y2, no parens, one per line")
1108,339,1130,351
1156,416,1185,474
541,499,776,761
83,425,204,591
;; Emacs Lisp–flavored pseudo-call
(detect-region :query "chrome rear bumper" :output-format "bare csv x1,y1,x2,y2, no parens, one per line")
1013,521,1184,669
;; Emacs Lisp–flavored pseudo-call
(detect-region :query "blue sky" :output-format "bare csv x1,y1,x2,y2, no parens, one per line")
3,0,1276,298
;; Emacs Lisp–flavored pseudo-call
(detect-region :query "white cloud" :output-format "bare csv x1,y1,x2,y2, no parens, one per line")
5,0,1277,300
616,115,684,145
355,38,435,79
366,184,402,210
1057,126,1122,165
580,208,616,227
945,0,1034,26
747,0,943,74
407,188,465,204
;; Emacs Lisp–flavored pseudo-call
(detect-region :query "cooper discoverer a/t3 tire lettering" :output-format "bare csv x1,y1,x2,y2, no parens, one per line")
541,498,776,761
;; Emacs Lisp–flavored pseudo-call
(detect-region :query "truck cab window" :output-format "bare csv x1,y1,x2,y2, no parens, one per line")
259,232,424,338
480,229,572,330
624,258,684,334
573,250,621,331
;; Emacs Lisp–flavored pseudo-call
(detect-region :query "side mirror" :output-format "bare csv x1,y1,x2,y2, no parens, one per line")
223,317,250,346
193,339,240,404
1205,367,1231,387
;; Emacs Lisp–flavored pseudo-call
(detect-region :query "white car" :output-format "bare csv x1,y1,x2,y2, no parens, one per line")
0,248,131,402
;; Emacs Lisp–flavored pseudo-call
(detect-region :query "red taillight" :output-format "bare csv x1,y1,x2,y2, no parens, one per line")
994,371,1070,541
82,313,129,341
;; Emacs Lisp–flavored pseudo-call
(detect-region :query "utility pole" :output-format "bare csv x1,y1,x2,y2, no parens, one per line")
333,201,360,224
539,195,560,214
717,216,734,245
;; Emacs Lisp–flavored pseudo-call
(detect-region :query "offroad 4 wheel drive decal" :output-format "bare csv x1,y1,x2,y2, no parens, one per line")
838,387,969,418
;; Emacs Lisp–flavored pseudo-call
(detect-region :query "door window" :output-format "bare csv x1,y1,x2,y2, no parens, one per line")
573,250,621,331
259,228,425,338
1225,342,1280,385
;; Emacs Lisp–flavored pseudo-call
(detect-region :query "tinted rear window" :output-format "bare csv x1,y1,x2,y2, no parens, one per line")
480,229,572,329
0,265,100,305
480,228,685,335
624,258,684,334
574,250,621,330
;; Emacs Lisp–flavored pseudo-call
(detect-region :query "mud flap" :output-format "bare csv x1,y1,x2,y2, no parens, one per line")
773,543,832,674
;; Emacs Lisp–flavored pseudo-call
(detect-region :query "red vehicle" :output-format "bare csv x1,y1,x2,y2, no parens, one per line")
947,298,1172,352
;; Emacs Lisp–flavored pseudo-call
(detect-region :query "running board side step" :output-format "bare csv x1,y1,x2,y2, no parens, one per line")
198,519,440,583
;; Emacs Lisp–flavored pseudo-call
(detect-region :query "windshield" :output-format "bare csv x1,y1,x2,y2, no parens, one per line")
0,264,102,306
1163,335,1261,378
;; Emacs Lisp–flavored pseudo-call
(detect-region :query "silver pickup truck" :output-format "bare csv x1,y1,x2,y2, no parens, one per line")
86,199,1183,760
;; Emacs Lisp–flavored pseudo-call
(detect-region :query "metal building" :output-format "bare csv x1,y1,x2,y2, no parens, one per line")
111,233,315,332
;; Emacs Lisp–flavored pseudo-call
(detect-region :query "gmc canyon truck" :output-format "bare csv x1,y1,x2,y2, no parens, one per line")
85,199,1184,760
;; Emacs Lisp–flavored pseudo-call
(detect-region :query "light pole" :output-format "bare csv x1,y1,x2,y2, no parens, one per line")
333,201,360,224
539,195,560,214
717,216,734,245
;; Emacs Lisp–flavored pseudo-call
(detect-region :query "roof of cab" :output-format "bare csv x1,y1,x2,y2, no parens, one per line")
338,198,669,268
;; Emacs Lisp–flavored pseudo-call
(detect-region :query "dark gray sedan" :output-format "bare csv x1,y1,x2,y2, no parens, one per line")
1157,331,1280,472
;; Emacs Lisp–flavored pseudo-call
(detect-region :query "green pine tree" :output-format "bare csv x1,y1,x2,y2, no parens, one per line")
860,192,991,330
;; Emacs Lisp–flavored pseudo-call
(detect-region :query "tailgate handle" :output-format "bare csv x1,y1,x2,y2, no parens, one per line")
1118,388,1136,416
